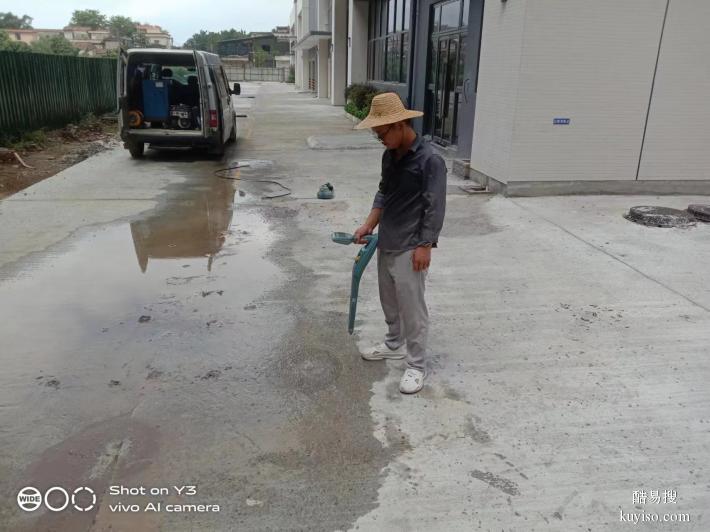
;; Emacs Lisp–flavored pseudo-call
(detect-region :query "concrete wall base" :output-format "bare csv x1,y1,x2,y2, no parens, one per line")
471,168,710,197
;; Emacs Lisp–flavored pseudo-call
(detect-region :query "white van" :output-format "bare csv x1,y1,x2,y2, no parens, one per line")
117,48,240,158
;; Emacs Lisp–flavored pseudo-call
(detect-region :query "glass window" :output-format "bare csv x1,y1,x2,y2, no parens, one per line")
403,0,411,31
385,34,400,81
433,5,442,32
440,0,461,31
396,0,404,32
462,0,470,27
457,34,467,88
401,33,409,83
368,2,377,39
388,0,396,33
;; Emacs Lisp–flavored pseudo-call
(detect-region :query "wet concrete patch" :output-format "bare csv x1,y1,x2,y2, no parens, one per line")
220,204,405,532
441,197,504,237
306,134,382,150
12,414,159,532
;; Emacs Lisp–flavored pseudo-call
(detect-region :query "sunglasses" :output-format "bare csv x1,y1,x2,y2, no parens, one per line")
373,124,395,142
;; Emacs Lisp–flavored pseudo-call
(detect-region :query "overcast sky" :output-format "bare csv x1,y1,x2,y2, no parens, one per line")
4,0,293,45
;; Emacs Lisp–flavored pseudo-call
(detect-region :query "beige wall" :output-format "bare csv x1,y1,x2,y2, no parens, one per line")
471,0,674,184
638,0,710,180
469,0,527,183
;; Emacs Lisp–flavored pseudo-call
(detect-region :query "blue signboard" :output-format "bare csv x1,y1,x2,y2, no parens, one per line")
553,118,571,125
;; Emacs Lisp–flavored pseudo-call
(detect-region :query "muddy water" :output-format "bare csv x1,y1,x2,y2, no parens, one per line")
0,165,285,530
1,83,400,532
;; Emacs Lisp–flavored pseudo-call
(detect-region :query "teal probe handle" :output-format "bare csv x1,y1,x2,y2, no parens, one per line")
348,234,378,334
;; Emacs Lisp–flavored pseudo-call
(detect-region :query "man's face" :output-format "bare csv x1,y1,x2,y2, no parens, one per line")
372,122,402,150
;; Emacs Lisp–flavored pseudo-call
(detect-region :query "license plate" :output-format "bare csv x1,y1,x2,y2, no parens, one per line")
172,111,189,118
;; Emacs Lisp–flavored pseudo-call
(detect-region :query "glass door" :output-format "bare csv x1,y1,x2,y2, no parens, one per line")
424,0,468,147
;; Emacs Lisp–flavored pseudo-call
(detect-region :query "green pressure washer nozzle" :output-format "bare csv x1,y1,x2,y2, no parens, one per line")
331,232,356,245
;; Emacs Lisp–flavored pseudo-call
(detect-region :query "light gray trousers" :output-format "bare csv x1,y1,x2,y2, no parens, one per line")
377,249,429,371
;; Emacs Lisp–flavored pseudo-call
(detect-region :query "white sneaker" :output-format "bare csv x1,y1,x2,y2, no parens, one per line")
399,368,426,394
361,341,406,361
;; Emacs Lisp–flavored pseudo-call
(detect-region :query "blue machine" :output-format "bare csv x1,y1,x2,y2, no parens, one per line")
141,79,170,121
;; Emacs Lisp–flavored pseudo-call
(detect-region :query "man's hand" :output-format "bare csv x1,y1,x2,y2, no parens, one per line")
353,224,373,244
412,246,431,272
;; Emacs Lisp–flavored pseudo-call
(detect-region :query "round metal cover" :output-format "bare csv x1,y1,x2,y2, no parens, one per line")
624,206,696,228
688,204,710,222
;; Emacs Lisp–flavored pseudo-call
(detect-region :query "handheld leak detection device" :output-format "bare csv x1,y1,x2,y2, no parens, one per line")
331,232,379,334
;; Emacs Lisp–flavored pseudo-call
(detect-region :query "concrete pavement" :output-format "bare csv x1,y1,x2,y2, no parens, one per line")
1,82,709,531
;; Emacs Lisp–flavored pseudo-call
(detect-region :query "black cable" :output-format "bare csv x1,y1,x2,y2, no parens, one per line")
214,164,292,199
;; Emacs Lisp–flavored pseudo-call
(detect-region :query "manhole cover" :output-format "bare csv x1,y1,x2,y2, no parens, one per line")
624,206,696,228
688,204,710,222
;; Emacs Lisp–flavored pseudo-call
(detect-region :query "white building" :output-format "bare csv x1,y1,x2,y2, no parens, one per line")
291,0,348,105
288,0,710,194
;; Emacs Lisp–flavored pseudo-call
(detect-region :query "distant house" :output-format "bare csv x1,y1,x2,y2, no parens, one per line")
135,24,173,48
3,23,173,56
217,30,291,64
5,28,63,44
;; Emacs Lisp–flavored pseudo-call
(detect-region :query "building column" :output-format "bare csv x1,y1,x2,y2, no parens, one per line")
348,0,368,85
331,0,348,105
294,49,303,89
318,39,330,99
301,49,310,91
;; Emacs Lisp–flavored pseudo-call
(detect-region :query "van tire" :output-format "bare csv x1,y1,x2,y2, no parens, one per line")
229,117,237,143
209,139,225,156
128,141,144,158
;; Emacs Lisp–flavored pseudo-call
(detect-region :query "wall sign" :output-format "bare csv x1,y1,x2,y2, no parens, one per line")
553,118,571,125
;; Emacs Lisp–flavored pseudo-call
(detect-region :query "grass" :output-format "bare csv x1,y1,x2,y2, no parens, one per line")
0,113,107,150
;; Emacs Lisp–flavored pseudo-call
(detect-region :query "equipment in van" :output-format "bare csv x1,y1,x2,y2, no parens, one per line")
141,79,170,122
127,110,143,128
118,49,239,158
168,104,201,130
331,232,379,334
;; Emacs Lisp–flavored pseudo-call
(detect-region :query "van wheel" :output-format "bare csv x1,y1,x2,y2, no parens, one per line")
229,117,237,143
128,141,144,158
209,140,225,156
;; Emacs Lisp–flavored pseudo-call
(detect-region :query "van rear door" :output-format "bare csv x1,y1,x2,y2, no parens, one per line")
193,51,209,136
116,49,128,131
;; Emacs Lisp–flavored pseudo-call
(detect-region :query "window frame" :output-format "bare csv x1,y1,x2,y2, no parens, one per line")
367,0,411,84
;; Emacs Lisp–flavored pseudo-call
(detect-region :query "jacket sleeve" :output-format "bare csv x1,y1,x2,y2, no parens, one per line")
372,151,388,209
418,154,447,244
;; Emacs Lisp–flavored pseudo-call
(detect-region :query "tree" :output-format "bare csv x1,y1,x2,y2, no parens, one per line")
183,28,247,52
0,29,31,51
69,9,107,29
0,12,33,29
252,48,270,67
30,34,78,56
108,15,136,40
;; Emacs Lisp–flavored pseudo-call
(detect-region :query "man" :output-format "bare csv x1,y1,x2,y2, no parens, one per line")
353,93,447,394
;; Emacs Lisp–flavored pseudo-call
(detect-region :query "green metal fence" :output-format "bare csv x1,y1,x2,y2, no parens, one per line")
0,51,117,137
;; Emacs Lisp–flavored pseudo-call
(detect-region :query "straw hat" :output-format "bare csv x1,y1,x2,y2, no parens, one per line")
354,92,424,130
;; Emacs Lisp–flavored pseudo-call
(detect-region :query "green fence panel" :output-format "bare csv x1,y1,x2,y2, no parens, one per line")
0,51,117,137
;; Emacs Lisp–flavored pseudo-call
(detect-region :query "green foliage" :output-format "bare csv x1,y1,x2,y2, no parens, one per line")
30,35,78,56
252,48,270,67
287,66,295,84
0,30,31,52
183,28,247,52
108,16,136,39
0,12,33,29
344,83,380,117
345,101,370,120
1,128,48,150
69,9,107,29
